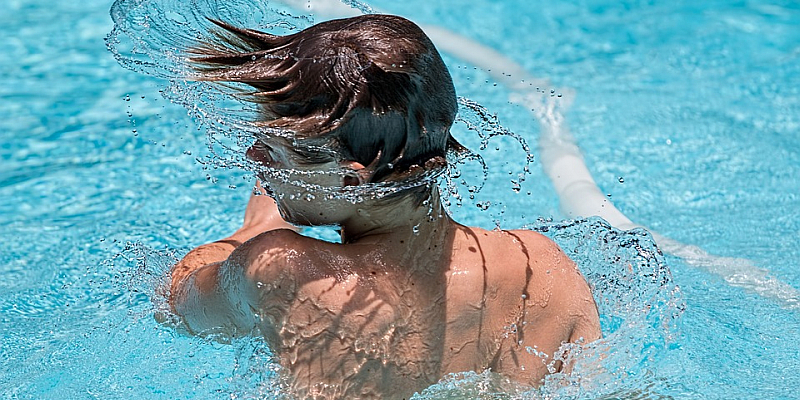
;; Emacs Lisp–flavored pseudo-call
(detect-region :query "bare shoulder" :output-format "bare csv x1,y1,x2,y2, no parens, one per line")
487,228,578,290
169,229,315,336
504,229,564,258
235,228,353,301
504,229,578,280
507,229,600,341
229,229,329,286
453,226,598,336
236,228,307,271
452,226,579,295
485,229,601,383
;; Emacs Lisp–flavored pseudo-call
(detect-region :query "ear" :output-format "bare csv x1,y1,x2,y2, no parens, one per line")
246,142,269,166
341,161,367,187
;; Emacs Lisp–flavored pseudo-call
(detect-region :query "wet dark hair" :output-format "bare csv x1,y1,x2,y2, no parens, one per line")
190,14,461,183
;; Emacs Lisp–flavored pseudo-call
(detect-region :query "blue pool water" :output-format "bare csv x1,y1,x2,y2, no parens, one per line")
2,0,799,398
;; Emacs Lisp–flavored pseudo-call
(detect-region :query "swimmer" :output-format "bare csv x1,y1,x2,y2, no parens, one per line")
169,14,600,399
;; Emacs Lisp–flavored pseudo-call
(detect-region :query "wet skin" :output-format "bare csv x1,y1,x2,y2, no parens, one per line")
169,177,601,399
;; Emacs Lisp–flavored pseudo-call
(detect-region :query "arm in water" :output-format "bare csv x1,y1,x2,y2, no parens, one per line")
168,182,298,335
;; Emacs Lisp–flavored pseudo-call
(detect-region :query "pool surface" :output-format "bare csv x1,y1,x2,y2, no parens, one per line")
2,0,799,398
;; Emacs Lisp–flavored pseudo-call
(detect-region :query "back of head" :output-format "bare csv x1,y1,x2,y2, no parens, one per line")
191,14,459,182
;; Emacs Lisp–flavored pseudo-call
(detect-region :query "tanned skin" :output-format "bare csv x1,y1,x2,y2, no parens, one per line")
169,14,600,399
170,178,600,399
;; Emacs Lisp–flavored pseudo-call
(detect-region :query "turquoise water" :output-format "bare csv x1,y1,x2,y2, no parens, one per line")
2,0,799,398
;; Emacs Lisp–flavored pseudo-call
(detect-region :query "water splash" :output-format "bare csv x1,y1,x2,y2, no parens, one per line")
107,0,538,209
108,0,305,180
106,1,684,398
441,97,537,215
412,370,529,399
108,0,451,205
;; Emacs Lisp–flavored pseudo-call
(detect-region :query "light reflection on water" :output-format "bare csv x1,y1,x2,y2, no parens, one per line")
102,0,684,398
6,0,799,398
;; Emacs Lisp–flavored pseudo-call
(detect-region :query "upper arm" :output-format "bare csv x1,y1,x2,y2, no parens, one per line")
170,229,300,337
170,260,253,336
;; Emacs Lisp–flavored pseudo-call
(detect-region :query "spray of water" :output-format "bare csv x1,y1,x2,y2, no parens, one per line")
106,0,540,213
106,0,685,398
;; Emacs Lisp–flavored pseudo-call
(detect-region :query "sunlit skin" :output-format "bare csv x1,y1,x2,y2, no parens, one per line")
169,153,601,399
166,13,601,399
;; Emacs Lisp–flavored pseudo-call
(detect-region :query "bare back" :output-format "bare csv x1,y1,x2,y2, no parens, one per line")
237,224,600,398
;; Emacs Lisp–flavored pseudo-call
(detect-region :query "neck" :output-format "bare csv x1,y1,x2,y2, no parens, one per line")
340,187,455,258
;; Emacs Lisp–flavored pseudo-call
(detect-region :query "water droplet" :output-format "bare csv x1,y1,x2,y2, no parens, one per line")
618,177,625,183
183,150,192,155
